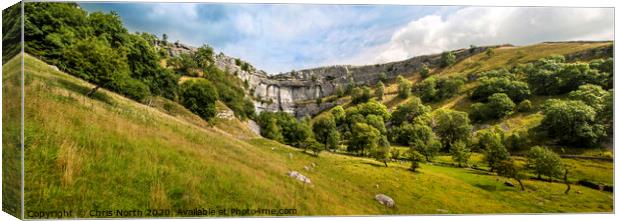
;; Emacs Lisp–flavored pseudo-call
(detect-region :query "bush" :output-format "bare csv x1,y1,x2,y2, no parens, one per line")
525,55,609,95
179,79,219,121
397,75,412,99
375,81,385,100
441,51,456,67
118,78,150,101
331,105,346,125
420,64,430,78
471,76,530,102
517,99,532,112
417,75,464,102
486,93,515,119
351,86,371,104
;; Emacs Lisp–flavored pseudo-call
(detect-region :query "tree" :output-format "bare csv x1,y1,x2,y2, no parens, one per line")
353,100,391,121
441,51,456,67
336,85,345,97
471,77,530,102
179,79,219,121
504,129,530,151
527,146,564,180
372,145,392,167
391,97,431,126
568,84,610,111
417,75,464,102
409,150,425,172
195,44,215,68
438,76,465,99
450,141,471,167
517,99,532,112
433,109,472,150
486,93,515,119
375,81,385,100
485,48,495,57
480,130,510,171
469,102,488,122
313,115,339,151
412,138,441,162
397,75,412,99
418,77,438,102
348,123,381,156
420,64,430,78
541,99,606,146
162,33,168,44
326,131,340,152
496,159,526,191
378,72,388,83
62,37,131,97
331,105,346,125
366,115,387,135
262,118,284,142
351,86,371,104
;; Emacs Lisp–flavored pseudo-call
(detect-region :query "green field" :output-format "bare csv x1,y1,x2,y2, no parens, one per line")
2,52,612,218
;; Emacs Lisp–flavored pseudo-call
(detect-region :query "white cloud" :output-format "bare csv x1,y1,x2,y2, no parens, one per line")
347,7,614,65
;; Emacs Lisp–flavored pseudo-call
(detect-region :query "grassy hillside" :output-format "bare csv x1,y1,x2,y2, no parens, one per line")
3,52,611,218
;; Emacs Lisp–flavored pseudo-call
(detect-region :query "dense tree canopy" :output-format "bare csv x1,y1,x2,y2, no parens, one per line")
349,123,381,155
432,109,472,149
471,75,530,102
391,97,431,126
540,99,606,146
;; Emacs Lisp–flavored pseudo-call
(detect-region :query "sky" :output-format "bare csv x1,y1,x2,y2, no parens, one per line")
80,3,614,74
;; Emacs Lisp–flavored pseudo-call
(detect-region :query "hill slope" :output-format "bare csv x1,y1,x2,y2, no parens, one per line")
2,54,613,218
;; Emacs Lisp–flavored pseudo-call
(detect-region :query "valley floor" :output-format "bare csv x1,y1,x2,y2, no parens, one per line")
2,54,613,218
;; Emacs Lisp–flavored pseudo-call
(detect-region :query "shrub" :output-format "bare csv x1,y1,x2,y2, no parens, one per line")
441,51,456,67
351,86,371,104
486,93,515,119
420,64,430,78
397,75,412,99
375,81,385,100
471,76,530,102
517,99,532,112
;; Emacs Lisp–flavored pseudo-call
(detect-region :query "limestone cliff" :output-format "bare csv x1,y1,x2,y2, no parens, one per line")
165,41,612,118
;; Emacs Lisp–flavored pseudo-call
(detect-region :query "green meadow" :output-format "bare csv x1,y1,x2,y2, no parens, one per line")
2,53,612,218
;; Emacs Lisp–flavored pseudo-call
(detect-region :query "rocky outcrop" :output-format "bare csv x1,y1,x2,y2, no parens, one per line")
166,41,612,118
